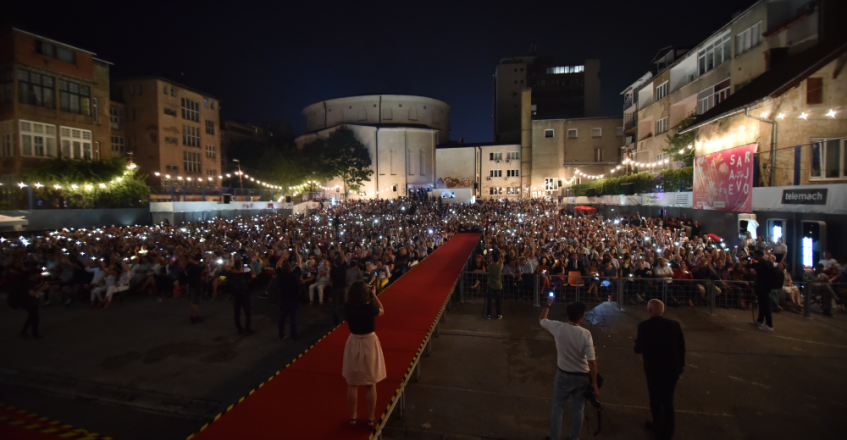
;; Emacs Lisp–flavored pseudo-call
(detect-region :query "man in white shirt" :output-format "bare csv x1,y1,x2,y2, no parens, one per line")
540,299,598,440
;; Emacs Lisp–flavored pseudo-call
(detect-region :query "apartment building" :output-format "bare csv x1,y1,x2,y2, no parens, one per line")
0,28,111,182
494,55,601,142
112,77,220,186
531,116,623,197
434,142,523,199
628,0,834,171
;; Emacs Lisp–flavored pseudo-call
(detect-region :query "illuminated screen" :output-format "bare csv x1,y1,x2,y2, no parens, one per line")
802,237,813,268
772,225,782,242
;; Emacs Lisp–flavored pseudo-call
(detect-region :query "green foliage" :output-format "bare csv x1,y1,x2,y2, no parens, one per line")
23,158,150,208
662,117,696,167
570,167,693,197
322,128,374,195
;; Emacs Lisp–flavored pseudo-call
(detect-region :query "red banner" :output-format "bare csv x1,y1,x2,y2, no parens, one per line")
693,143,756,212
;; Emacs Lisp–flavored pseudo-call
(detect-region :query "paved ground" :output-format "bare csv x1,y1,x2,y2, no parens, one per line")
0,290,340,440
383,298,847,440
2,288,846,440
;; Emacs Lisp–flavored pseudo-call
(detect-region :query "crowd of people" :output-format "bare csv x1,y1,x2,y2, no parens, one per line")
3,198,845,340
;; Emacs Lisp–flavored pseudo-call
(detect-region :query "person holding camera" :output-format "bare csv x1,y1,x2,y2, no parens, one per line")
635,299,685,440
539,299,598,440
343,281,386,430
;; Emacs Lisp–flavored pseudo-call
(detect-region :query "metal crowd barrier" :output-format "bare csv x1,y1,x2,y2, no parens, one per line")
455,266,847,319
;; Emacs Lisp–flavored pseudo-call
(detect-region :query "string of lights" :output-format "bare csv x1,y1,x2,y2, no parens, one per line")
8,163,139,191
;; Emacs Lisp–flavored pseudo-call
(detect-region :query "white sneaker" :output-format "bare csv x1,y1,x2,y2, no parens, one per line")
749,320,763,327
759,325,774,332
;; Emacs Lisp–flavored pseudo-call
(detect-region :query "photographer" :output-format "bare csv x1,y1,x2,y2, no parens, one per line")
539,299,598,440
222,258,256,335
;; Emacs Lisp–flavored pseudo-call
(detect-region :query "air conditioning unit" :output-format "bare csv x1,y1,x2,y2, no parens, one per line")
486,176,491,181
496,160,501,163
505,159,510,163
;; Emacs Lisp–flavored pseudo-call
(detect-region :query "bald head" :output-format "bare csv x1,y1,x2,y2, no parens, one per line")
647,299,665,317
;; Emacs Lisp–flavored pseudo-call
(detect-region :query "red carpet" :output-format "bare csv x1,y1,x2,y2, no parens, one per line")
0,403,109,439
189,233,480,440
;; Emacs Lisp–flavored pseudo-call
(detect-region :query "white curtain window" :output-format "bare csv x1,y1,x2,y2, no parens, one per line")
810,138,846,180
20,120,57,158
59,126,92,159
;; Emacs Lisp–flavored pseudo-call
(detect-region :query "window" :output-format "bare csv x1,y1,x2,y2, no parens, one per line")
59,79,91,115
18,69,55,108
544,177,558,191
698,34,731,76
655,117,669,135
110,107,123,129
506,187,520,195
183,151,202,173
206,145,216,158
736,21,762,56
506,152,520,160
489,152,503,161
0,69,13,104
1,120,15,156
810,138,846,180
59,126,92,159
594,148,604,161
165,164,179,172
205,120,215,135
591,127,602,138
545,66,584,74
655,81,668,101
111,136,125,157
656,152,669,168
204,99,208,108
36,40,75,64
183,125,200,147
568,129,578,138
806,78,823,105
181,98,200,122
164,108,177,117
211,101,215,110
162,84,168,95
170,88,176,97
507,169,520,177
714,79,730,106
19,121,57,158
489,187,504,195
697,86,715,114
207,169,217,177
489,169,503,178
544,129,554,138
616,126,624,136
164,136,178,144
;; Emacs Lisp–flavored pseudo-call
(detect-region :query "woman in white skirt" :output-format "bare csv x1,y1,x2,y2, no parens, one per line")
343,281,386,430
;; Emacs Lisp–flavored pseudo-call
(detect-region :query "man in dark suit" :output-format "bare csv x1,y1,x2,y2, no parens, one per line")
635,299,685,440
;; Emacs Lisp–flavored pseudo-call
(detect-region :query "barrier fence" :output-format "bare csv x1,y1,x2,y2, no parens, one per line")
456,269,847,318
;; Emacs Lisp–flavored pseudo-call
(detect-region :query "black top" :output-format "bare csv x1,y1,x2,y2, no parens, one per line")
749,260,775,293
344,302,380,334
223,270,252,295
634,316,686,376
330,264,348,289
276,270,301,301
185,262,203,288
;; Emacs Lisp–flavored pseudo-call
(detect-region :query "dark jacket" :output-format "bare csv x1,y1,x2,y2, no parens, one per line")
276,269,301,301
634,316,686,376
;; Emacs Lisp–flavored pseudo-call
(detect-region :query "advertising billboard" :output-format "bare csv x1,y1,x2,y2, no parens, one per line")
693,143,756,212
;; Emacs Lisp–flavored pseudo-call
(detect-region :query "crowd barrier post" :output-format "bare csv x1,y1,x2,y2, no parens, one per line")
533,274,540,308
616,278,623,311
802,281,811,319
707,280,717,316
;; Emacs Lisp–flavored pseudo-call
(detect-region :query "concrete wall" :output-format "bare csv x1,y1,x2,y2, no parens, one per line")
152,208,291,225
435,147,476,189
302,95,450,136
0,208,150,231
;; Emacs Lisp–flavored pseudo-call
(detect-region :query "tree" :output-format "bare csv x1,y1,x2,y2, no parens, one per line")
23,158,149,208
662,116,696,167
322,128,373,196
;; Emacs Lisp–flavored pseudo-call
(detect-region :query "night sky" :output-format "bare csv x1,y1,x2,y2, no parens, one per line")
6,0,756,142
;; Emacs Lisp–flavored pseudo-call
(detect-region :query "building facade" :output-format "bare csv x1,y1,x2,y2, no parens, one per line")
494,56,601,142
0,28,111,183
628,0,836,173
296,95,450,200
111,77,220,186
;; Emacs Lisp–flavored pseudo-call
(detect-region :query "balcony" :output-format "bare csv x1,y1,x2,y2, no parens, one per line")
624,113,638,132
623,95,636,111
